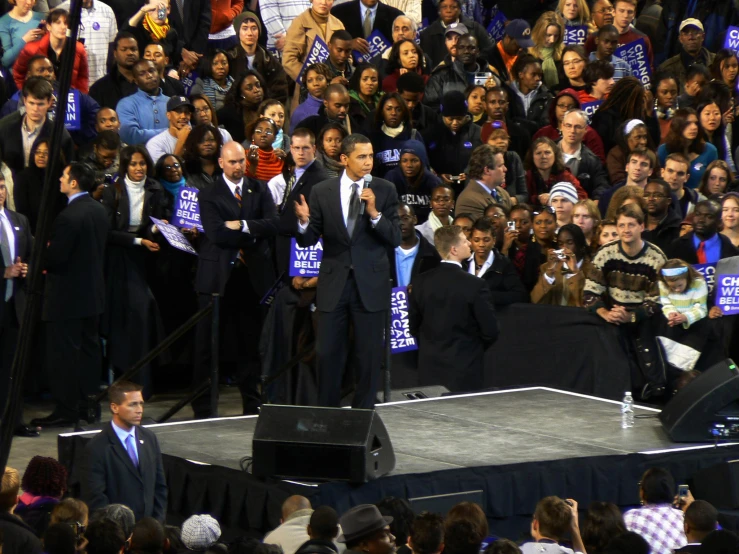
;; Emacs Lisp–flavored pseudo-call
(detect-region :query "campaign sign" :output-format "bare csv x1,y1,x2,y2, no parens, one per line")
614,38,651,88
724,26,739,54
150,217,197,255
581,100,603,122
297,36,330,84
390,286,417,353
353,30,391,64
64,90,81,131
181,71,198,96
486,6,507,43
563,25,587,45
289,238,323,276
715,274,739,314
694,262,717,295
174,187,203,231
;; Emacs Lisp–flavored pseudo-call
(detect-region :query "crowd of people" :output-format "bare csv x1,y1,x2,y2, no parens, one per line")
0,0,737,429
0,448,737,554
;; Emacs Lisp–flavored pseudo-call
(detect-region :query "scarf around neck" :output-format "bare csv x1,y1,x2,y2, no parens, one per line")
143,13,170,41
539,47,559,88
160,176,186,197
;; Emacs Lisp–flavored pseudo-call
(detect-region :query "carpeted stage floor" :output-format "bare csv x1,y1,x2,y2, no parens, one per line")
59,387,739,539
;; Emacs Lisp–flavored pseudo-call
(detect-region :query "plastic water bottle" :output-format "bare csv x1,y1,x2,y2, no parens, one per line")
621,392,634,429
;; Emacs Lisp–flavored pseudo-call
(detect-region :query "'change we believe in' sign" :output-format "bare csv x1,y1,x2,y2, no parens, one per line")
486,5,507,43
289,238,323,276
716,274,739,314
614,38,651,89
297,36,330,84
353,31,392,64
174,187,203,231
563,25,587,45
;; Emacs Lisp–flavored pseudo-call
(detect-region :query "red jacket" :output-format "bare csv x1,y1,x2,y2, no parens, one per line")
13,34,89,93
525,169,587,205
210,0,244,33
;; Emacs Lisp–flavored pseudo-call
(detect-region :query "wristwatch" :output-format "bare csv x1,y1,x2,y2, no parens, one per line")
239,220,245,231
631,312,636,323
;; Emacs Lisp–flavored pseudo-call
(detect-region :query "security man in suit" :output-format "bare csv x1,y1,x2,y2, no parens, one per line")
331,0,404,54
81,380,167,521
294,133,401,409
193,141,278,418
274,128,329,279
409,225,499,392
32,162,110,429
0,174,35,436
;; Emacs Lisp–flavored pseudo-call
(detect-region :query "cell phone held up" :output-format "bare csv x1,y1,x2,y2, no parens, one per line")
473,72,493,86
157,4,167,20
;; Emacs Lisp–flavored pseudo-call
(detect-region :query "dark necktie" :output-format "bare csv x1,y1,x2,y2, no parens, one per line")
697,241,707,264
280,173,296,213
0,214,11,301
234,186,242,207
346,182,360,237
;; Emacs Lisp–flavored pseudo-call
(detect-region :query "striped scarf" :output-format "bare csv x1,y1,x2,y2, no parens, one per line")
143,14,170,41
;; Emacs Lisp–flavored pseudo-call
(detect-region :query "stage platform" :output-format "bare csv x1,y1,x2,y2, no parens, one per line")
58,388,739,540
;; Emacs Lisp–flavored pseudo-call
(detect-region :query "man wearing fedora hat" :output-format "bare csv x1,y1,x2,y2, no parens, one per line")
338,505,396,554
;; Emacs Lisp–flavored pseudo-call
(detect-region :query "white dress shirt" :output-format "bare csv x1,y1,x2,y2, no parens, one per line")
468,250,494,277
111,420,138,460
0,208,16,263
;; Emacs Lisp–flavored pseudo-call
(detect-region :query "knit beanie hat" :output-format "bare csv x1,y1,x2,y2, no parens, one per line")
440,91,468,117
181,514,221,551
547,182,578,205
400,139,430,168
233,11,262,36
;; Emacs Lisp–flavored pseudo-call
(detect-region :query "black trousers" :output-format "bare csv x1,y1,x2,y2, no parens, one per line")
46,316,101,420
0,300,20,424
619,317,666,390
315,273,385,409
193,266,262,417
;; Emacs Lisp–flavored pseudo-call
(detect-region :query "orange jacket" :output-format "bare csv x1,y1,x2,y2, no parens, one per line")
13,33,89,93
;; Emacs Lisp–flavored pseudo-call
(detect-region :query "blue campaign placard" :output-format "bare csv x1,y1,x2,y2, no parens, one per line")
181,71,198,96
289,238,323,276
563,25,587,45
724,26,739,54
64,90,81,131
150,217,197,255
581,100,603,122
390,286,418,353
297,36,330,84
486,7,507,43
353,30,392,64
715,274,739,314
614,38,651,88
694,262,717,295
260,273,286,306
174,187,203,231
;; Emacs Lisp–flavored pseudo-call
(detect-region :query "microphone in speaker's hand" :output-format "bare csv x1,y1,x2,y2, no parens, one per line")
359,174,372,216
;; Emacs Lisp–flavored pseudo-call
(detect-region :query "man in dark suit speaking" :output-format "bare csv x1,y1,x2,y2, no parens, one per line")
409,225,499,392
32,162,110,429
81,380,167,521
294,134,401,408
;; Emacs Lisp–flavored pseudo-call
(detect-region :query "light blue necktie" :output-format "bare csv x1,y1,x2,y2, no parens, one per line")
126,434,139,468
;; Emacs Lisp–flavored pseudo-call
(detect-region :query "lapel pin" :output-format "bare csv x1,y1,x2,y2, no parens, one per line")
14,227,19,230
248,189,252,193
140,440,144,444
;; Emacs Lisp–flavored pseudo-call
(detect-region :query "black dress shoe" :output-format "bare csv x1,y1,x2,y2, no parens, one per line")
29,414,77,428
13,424,40,437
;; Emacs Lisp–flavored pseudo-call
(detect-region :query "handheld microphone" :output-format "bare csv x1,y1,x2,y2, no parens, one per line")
359,174,372,216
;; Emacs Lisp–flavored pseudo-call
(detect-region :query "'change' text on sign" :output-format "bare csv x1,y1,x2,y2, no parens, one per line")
175,187,203,231
390,286,417,353
289,238,323,277
716,274,739,314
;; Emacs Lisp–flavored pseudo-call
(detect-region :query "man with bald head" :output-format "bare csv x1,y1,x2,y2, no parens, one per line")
294,84,359,138
264,496,315,554
193,141,279,418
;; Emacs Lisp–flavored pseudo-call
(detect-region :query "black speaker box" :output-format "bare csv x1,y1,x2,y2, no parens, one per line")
659,358,739,442
252,405,396,483
693,461,739,510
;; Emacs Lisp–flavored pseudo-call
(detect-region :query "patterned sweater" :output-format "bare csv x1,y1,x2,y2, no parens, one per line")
583,240,667,321
658,279,708,328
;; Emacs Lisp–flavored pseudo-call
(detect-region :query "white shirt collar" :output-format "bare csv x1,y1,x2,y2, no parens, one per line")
468,249,495,277
224,177,245,197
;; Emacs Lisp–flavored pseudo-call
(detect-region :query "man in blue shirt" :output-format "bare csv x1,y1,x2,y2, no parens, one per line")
590,25,633,80
116,59,169,145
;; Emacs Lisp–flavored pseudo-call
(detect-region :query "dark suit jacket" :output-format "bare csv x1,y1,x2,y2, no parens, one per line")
331,0,404,42
389,232,440,287
196,176,279,296
276,160,330,278
408,262,499,391
0,512,42,554
42,194,109,322
0,111,75,175
168,0,211,54
470,250,529,308
80,422,167,522
297,175,401,312
666,232,739,265
0,209,32,327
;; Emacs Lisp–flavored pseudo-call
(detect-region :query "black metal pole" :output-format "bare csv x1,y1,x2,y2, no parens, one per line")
210,294,220,417
0,0,83,473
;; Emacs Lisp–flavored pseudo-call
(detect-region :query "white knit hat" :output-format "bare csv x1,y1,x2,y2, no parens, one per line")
548,182,578,205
